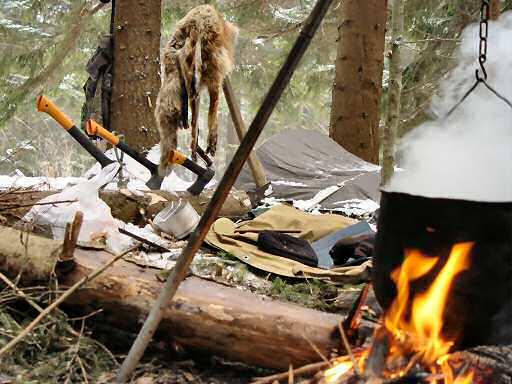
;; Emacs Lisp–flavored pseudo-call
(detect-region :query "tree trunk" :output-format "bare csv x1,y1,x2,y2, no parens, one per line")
110,0,162,152
381,0,403,185
329,0,388,164
490,0,501,20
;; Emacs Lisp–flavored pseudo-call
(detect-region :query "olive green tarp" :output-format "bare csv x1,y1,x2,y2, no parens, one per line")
205,204,372,283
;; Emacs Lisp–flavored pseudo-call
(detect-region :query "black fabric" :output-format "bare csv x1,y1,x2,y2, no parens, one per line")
329,233,375,266
235,129,381,210
81,36,113,133
257,231,318,267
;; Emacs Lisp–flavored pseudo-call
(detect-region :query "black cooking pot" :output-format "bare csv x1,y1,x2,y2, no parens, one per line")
373,191,512,349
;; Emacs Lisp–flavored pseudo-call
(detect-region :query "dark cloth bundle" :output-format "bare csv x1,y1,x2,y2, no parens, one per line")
257,231,318,267
329,233,376,266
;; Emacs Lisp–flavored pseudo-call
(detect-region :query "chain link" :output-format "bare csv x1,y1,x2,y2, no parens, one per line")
477,0,490,80
444,0,512,117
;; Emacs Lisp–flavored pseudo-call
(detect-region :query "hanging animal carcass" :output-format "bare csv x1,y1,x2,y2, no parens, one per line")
155,5,238,175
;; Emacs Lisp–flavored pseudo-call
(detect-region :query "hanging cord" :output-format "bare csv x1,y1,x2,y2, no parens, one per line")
444,0,512,118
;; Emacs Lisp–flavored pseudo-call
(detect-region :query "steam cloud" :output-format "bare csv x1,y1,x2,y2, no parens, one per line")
386,11,512,202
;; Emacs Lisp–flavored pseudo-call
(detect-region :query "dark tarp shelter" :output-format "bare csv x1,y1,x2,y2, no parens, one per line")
235,128,381,212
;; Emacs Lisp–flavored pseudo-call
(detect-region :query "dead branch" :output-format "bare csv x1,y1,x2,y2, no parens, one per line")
252,361,329,384
0,245,138,357
0,199,77,211
338,322,361,377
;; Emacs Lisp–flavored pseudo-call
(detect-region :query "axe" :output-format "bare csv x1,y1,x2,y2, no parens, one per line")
86,119,214,195
36,95,114,168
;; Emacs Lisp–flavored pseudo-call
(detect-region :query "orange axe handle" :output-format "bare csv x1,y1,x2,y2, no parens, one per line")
36,95,113,167
86,119,158,174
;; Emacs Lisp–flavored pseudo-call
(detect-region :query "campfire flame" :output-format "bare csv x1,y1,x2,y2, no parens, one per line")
323,242,475,383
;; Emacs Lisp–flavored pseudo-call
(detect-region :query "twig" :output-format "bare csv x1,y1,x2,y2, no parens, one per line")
77,355,89,384
342,283,371,342
0,199,77,211
0,271,119,365
303,333,331,366
0,272,46,314
65,318,86,384
400,352,421,377
401,37,461,44
251,361,329,384
118,227,170,253
0,245,138,357
338,322,361,377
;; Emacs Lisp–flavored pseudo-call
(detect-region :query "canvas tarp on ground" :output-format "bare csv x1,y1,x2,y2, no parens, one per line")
235,128,381,213
205,204,372,283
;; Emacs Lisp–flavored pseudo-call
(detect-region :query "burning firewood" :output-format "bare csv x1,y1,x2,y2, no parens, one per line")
253,241,510,384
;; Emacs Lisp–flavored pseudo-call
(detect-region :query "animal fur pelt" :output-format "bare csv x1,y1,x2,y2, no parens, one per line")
155,5,238,175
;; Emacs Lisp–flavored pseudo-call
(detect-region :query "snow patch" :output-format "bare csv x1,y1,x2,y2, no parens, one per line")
272,180,307,187
330,199,380,216
0,175,86,190
293,185,339,211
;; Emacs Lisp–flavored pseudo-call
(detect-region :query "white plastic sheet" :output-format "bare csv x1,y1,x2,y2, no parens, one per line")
23,163,135,254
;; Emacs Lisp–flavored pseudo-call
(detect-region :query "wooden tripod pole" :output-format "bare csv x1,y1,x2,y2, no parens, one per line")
116,0,334,381
223,77,268,188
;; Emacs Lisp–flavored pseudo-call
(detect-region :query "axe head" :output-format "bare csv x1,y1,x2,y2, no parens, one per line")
146,173,164,190
187,168,215,196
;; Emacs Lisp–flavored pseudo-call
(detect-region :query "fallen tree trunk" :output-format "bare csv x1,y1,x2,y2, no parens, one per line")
0,228,343,370
0,225,61,281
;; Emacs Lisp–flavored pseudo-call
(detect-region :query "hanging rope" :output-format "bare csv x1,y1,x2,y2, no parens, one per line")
444,0,512,118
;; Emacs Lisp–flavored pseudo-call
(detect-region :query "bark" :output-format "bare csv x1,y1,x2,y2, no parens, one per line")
490,0,501,20
110,0,162,152
0,228,344,370
381,0,403,185
0,225,61,281
329,0,387,164
450,345,512,384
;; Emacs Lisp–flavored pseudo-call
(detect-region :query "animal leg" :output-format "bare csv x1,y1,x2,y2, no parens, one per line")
190,95,200,161
206,83,220,158
156,113,178,177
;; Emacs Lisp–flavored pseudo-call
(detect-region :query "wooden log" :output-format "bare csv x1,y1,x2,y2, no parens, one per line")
450,345,512,384
1,188,252,227
0,225,61,281
0,228,343,370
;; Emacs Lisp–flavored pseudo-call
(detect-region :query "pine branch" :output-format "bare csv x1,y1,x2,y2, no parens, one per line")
0,1,105,126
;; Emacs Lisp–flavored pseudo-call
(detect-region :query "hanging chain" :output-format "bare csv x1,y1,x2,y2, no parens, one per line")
477,0,490,80
444,0,512,118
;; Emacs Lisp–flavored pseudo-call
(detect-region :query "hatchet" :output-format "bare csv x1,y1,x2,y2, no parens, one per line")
36,95,114,168
86,119,214,195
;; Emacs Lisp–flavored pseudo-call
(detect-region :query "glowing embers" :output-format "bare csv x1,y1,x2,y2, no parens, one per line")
323,242,476,383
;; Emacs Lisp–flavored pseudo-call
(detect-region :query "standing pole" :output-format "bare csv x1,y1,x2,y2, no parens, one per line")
116,0,334,381
223,77,269,188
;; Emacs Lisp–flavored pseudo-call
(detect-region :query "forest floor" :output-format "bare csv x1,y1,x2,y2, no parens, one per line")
0,269,375,383
0,182,379,383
